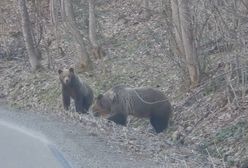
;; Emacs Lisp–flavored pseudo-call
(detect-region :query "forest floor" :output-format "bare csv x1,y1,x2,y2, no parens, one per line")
1,0,248,167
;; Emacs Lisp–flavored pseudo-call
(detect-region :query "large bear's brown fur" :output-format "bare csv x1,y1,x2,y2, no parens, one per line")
92,85,172,133
58,67,93,113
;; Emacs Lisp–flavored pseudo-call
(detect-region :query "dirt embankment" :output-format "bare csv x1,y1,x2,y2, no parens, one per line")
1,0,248,167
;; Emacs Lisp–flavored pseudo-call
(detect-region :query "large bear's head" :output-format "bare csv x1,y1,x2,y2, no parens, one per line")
58,68,75,86
91,89,117,117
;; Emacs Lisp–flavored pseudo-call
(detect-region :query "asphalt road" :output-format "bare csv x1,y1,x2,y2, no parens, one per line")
0,106,163,168
0,120,68,168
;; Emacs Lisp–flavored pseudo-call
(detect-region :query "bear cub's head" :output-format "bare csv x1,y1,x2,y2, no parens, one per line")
58,67,75,86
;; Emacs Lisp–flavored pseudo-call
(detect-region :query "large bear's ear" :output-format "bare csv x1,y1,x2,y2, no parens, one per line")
58,69,62,74
69,67,74,73
107,90,116,101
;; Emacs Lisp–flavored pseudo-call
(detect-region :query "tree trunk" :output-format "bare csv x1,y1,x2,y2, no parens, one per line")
62,0,92,71
240,0,248,14
88,0,104,59
50,0,57,24
178,0,200,87
171,0,199,87
89,0,97,47
171,0,185,57
143,0,150,19
18,0,42,70
50,0,61,70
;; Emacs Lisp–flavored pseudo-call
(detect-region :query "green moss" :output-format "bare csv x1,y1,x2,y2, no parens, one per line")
198,121,248,160
38,83,60,107
215,121,248,142
197,140,224,158
227,159,235,167
203,81,217,96
9,101,23,109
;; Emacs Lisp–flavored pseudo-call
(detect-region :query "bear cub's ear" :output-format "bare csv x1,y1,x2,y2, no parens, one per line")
58,69,62,74
97,94,103,100
69,68,74,73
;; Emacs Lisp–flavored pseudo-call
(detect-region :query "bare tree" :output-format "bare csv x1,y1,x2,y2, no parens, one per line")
171,0,200,87
61,0,92,71
88,0,104,59
143,0,151,19
18,0,42,70
179,0,199,87
240,0,248,14
89,0,97,48
171,0,185,57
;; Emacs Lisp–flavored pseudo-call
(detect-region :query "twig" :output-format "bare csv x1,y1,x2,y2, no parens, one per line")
206,148,216,168
214,142,226,168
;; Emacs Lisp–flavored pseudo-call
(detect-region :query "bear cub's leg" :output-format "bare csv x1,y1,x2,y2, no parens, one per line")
75,98,87,113
62,88,70,110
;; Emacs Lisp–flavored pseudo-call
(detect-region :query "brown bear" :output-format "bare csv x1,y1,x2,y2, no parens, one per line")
91,85,172,133
58,67,93,113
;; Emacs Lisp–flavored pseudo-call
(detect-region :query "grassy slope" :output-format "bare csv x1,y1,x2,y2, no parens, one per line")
1,0,248,167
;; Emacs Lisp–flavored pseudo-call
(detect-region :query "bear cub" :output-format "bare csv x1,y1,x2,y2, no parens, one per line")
58,67,93,113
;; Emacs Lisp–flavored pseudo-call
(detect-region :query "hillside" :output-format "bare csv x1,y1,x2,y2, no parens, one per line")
1,0,248,167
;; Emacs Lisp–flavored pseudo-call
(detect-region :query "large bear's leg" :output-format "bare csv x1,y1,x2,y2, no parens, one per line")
108,104,127,125
150,115,168,133
108,113,127,126
62,88,70,110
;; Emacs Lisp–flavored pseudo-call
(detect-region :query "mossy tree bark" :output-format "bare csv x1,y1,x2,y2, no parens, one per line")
18,0,42,71
62,0,92,71
171,0,200,87
89,0,104,59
